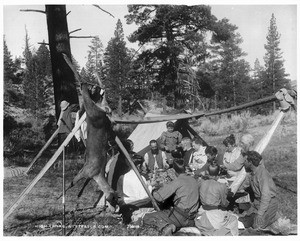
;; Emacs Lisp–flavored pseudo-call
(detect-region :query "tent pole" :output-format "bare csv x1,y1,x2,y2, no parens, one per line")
25,128,59,174
62,145,66,236
115,136,160,211
4,113,87,220
184,121,208,146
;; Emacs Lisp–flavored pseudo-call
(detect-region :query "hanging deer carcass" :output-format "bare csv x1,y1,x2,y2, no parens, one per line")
58,54,120,210
60,82,117,210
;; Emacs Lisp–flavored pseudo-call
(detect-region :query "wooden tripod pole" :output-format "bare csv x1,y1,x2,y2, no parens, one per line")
62,145,66,236
115,136,160,211
25,128,59,174
4,113,87,220
254,111,285,154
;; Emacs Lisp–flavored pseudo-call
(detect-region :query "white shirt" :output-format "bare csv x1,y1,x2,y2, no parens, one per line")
223,146,247,194
123,169,152,204
189,146,207,170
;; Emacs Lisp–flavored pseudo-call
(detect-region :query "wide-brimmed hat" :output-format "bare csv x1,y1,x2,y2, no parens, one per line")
173,158,185,174
60,100,70,111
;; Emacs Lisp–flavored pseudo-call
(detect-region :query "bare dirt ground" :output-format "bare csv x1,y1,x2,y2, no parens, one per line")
3,123,297,236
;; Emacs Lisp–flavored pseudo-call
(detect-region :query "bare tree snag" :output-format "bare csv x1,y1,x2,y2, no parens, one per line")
45,5,79,120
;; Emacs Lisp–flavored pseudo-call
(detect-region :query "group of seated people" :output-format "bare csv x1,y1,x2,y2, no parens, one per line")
106,121,279,236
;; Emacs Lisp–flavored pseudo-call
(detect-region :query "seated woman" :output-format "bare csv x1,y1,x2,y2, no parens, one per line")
222,134,255,211
117,154,152,205
189,138,207,171
195,164,238,236
116,152,153,224
222,134,247,194
194,146,218,178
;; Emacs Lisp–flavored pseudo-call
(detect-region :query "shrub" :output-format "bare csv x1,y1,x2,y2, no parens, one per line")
3,114,18,136
196,112,249,136
4,115,46,155
195,109,296,137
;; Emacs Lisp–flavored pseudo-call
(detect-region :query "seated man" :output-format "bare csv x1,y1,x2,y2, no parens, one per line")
143,158,200,235
195,164,239,236
180,137,194,167
142,140,169,174
159,121,182,165
239,151,278,230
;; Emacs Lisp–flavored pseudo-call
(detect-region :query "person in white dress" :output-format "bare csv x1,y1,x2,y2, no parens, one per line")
189,138,207,171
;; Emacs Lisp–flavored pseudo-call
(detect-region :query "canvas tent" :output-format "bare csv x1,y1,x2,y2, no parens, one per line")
127,112,206,157
107,111,207,192
128,112,169,153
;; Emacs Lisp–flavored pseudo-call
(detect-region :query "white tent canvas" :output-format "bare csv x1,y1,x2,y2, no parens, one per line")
128,112,169,153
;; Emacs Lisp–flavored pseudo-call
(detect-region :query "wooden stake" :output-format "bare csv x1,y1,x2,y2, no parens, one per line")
62,146,66,236
4,113,86,220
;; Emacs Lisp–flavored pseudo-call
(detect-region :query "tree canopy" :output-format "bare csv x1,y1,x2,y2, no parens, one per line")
125,5,232,108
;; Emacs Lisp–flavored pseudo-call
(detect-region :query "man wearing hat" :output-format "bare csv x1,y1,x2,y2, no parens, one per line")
57,100,77,146
159,121,182,166
54,100,78,168
143,158,200,235
239,151,278,230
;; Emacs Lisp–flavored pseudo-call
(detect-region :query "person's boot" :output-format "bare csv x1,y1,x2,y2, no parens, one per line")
161,224,176,236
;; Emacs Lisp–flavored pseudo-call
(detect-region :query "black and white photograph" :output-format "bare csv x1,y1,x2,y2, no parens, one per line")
2,0,298,237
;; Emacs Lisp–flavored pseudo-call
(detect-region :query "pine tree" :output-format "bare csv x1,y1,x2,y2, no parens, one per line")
23,26,33,69
3,37,17,103
252,58,264,98
209,19,251,108
126,5,231,109
85,36,104,83
36,42,54,113
103,19,131,115
263,13,290,111
23,43,53,118
3,37,16,84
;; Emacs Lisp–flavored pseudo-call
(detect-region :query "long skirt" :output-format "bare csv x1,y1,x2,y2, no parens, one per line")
195,207,239,236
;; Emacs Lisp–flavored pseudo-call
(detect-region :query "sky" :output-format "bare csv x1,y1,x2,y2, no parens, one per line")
2,1,299,81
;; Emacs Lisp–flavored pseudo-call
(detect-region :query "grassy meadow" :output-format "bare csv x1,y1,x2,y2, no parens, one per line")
3,110,297,236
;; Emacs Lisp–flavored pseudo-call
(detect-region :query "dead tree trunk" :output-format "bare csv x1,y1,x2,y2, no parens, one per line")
45,5,79,119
